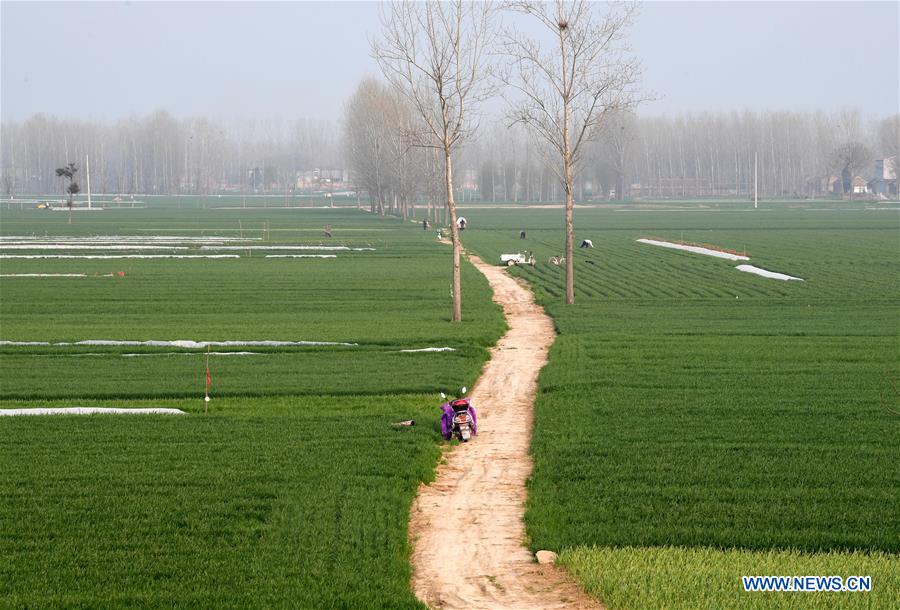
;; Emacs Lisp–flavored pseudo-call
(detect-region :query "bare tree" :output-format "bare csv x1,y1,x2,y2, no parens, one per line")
878,114,899,160
589,108,636,200
834,141,872,198
608,111,635,200
344,79,389,214
343,78,427,218
501,0,643,304
2,168,14,198
373,0,495,323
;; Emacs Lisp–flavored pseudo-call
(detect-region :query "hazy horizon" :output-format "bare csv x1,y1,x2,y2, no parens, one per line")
2,1,898,124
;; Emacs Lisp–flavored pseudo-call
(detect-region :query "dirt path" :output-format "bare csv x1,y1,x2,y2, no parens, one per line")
408,254,602,610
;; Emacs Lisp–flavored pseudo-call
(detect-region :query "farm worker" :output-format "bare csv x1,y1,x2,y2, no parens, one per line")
440,404,455,440
440,400,477,441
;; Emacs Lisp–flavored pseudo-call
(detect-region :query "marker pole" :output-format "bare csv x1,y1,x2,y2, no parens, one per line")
204,346,211,413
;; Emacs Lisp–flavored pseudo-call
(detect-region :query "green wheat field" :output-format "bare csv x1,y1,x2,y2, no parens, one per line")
2,199,897,608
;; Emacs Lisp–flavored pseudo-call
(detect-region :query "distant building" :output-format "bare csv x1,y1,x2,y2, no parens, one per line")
851,175,868,194
868,156,898,196
294,168,350,191
840,169,870,195
806,174,841,196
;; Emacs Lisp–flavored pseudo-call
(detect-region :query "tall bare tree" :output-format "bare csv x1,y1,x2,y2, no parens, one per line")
2,168,14,198
877,114,899,160
373,0,495,323
344,79,390,215
501,0,643,304
591,108,636,200
343,78,427,218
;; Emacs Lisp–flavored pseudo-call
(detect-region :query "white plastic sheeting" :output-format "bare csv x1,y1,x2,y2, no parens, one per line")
122,351,261,357
399,347,456,353
205,245,375,251
0,245,189,250
735,264,804,281
0,407,186,416
1,254,239,259
0,273,87,277
265,255,338,259
637,238,749,261
72,339,358,348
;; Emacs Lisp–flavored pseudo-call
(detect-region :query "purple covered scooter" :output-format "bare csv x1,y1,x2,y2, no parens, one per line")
440,387,476,442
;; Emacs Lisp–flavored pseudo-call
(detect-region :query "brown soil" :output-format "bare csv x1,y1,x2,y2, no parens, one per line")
408,254,603,609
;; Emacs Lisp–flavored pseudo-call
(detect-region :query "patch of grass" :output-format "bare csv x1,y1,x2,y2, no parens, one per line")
0,347,489,400
0,395,439,608
561,545,899,610
525,332,899,553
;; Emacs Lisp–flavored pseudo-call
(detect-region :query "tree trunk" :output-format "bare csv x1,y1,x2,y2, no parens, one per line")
615,171,625,201
560,16,575,305
445,147,462,323
564,162,574,305
563,115,574,304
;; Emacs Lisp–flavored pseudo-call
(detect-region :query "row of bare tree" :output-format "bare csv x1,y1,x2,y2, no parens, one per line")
362,0,646,313
0,111,339,197
355,1,897,318
448,109,898,201
342,79,450,222
4,106,893,204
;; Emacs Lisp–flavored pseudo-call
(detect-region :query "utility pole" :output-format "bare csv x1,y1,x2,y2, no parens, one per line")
86,155,92,209
754,152,758,209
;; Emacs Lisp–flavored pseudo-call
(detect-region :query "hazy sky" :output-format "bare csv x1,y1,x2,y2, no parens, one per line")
1,1,897,123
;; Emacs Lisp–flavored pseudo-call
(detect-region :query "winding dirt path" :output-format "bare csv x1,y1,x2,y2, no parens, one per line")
408,255,602,610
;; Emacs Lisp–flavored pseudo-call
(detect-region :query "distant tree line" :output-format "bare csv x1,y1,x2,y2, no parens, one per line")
1,107,895,202
0,111,340,197
452,109,898,201
588,109,898,199
340,106,898,207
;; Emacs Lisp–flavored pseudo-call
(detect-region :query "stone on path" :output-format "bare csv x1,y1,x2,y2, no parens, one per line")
536,550,558,565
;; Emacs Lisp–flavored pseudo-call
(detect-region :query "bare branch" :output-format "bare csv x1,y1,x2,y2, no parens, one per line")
372,0,496,323
498,0,645,304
